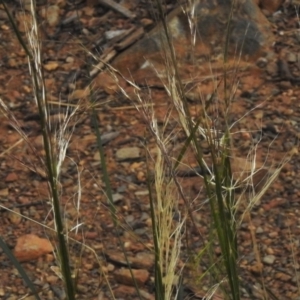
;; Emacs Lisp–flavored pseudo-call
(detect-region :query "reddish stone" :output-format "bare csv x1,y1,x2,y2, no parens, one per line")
5,172,18,182
259,0,285,12
114,268,149,287
14,234,53,262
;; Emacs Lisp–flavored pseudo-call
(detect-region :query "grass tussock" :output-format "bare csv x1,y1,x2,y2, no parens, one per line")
0,0,297,300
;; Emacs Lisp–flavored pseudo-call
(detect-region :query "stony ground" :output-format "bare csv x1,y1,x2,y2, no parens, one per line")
0,0,300,299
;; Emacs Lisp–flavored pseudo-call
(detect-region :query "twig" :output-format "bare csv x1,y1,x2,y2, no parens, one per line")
115,27,144,51
98,0,135,19
89,48,117,77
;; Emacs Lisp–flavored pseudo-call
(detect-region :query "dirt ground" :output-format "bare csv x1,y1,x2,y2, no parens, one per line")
0,0,300,299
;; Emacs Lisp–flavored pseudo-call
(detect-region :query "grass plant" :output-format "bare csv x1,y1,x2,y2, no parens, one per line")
0,0,296,299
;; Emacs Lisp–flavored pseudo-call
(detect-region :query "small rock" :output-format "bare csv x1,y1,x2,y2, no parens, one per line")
5,172,18,182
8,208,22,225
140,18,153,27
286,52,297,63
46,275,59,284
76,284,88,293
268,231,278,238
266,62,278,76
263,255,276,265
114,268,149,287
106,251,154,269
65,56,74,63
44,61,59,71
134,190,149,196
275,272,291,281
113,285,139,298
112,193,124,204
136,170,145,182
260,0,285,13
278,81,292,90
105,29,127,40
0,188,9,197
101,131,120,145
93,152,101,161
132,253,154,269
0,10,9,20
14,234,53,262
116,147,141,161
266,247,274,255
256,57,268,68
45,5,60,27
125,215,134,224
256,226,263,234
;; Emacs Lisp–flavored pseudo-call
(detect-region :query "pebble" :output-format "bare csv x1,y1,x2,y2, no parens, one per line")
263,255,276,265
116,147,141,161
112,193,124,203
256,57,268,68
114,268,149,287
5,172,18,182
256,226,264,234
45,5,60,27
105,29,127,40
134,190,149,196
286,52,297,62
0,188,8,197
8,208,22,225
43,61,59,71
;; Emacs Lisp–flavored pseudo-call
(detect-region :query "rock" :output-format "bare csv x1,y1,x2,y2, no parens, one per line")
275,272,292,281
263,254,276,265
256,226,264,234
43,61,59,71
8,208,22,225
258,0,284,13
45,5,60,27
106,251,154,269
141,18,154,28
101,131,120,145
5,172,18,182
112,0,274,84
0,9,9,21
266,61,278,76
112,193,124,203
114,268,149,287
114,285,154,300
286,52,297,63
105,29,128,40
0,188,8,197
46,275,59,284
116,147,141,161
14,234,53,262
